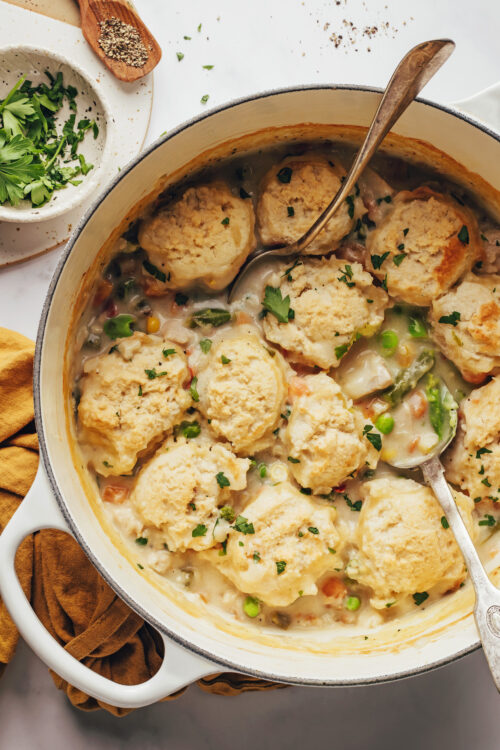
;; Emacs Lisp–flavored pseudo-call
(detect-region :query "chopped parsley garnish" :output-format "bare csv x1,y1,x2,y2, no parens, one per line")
335,343,349,360
262,285,292,324
138,385,143,396
346,195,355,218
458,225,469,244
299,488,312,495
438,311,461,326
403,227,409,236
287,456,300,463
276,166,292,183
216,471,230,488
287,205,295,217
221,216,230,226
103,460,113,468
476,448,492,458
176,420,201,439
337,264,355,287
0,72,99,207
192,524,207,537
135,537,148,545
282,258,302,279
219,506,235,522
308,526,319,535
381,274,388,291
371,252,389,269
345,495,362,512
393,253,406,266
412,592,429,606
218,540,227,556
481,477,492,487
137,563,144,570
440,516,449,529
376,195,392,204
143,259,167,283
103,314,135,340
234,515,255,534
200,94,210,104
190,376,200,402
163,348,176,358
253,551,261,562
189,308,231,328
202,64,214,70
176,52,184,61
362,424,382,451
144,367,167,379
174,292,188,306
479,515,496,527
328,547,336,554
221,354,231,364
189,502,196,510
258,463,267,479
199,338,212,353
276,560,287,575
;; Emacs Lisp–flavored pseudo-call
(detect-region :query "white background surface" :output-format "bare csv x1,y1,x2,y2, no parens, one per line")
1,0,500,746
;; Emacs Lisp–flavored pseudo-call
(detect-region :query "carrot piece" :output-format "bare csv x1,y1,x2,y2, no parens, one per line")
321,577,347,600
103,485,129,504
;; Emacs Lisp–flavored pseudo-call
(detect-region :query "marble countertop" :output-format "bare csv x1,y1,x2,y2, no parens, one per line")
1,0,500,745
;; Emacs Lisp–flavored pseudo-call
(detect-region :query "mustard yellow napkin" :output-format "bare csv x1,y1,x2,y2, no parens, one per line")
0,327,281,715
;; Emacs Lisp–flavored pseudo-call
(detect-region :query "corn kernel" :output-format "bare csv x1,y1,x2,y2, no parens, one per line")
146,315,160,333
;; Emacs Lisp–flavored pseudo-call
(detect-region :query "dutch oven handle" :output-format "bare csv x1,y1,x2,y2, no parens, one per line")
0,465,216,708
453,81,500,131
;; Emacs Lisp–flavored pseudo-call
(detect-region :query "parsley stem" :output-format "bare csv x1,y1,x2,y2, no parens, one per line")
0,74,26,116
44,134,66,172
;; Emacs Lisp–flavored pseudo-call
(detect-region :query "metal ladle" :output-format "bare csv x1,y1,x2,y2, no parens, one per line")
386,377,500,691
229,38,455,302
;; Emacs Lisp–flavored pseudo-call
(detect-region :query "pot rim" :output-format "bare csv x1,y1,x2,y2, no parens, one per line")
34,82,496,686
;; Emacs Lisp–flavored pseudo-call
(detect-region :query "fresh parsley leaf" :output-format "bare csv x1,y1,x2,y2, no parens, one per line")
458,225,469,244
438,311,461,326
221,354,231,364
412,592,429,606
176,420,201,439
262,285,291,324
308,526,319,534
199,338,212,353
335,343,349,360
192,524,207,537
276,560,287,575
163,348,176,358
371,252,389,269
476,448,493,459
363,424,382,451
277,166,292,183
287,456,300,463
440,516,449,529
234,515,255,534
144,367,168,379
479,515,496,527
135,537,148,545
393,253,406,266
216,471,230,488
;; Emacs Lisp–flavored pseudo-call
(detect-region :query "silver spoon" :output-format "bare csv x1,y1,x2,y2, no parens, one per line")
386,377,500,691
228,38,455,302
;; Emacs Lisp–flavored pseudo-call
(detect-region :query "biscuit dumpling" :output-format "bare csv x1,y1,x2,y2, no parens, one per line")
257,156,364,254
131,438,250,552
366,187,481,306
197,330,288,454
429,272,500,383
78,333,190,476
262,257,388,369
139,181,256,291
204,482,342,607
349,477,474,607
283,373,377,494
444,376,500,503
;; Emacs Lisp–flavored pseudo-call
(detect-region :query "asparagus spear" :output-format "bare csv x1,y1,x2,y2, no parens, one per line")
383,349,435,407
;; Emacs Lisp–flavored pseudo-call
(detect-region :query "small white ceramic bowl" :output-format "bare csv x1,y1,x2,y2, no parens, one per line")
0,45,112,223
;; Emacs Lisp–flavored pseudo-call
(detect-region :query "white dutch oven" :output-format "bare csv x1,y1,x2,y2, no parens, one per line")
1,82,500,709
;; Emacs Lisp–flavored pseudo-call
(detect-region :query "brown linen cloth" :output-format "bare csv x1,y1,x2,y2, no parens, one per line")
0,327,281,716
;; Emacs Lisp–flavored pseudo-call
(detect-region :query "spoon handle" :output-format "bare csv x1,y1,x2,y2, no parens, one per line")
288,39,455,255
422,456,500,690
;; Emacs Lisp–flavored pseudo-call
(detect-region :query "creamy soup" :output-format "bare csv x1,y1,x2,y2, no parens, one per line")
70,140,500,634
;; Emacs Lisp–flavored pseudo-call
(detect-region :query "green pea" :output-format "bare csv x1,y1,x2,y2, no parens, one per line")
375,413,395,435
243,596,260,618
380,329,398,354
345,596,361,611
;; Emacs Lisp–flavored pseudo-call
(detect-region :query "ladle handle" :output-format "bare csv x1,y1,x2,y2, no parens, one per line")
422,456,500,691
290,38,456,254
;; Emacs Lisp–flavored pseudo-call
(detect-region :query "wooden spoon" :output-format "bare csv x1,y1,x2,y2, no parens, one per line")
76,0,161,82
